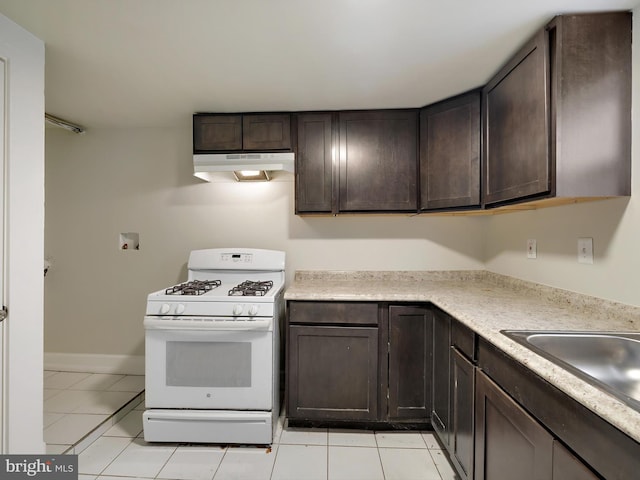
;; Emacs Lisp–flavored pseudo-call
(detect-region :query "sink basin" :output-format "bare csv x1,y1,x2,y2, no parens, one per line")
501,331,640,412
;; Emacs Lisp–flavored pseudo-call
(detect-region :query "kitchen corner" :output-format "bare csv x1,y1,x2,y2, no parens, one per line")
285,270,640,478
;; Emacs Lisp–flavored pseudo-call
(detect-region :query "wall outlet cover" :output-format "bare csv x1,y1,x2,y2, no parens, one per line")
527,239,537,259
578,237,594,264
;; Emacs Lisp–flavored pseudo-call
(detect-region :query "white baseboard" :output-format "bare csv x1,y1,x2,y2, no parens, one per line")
44,352,145,375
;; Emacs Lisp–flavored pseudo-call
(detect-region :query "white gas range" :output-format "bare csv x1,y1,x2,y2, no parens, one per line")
143,248,285,445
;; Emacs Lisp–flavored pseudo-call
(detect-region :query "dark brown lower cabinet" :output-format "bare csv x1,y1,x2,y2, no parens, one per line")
288,325,378,421
475,369,553,480
431,308,477,480
478,336,639,479
286,301,433,425
431,309,451,444
388,306,432,420
450,348,475,479
475,369,602,480
552,442,599,480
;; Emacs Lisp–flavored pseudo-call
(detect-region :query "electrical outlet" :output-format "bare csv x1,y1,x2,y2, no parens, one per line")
527,239,537,259
578,238,593,264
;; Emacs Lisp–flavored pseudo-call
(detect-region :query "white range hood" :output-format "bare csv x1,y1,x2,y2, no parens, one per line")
193,152,295,182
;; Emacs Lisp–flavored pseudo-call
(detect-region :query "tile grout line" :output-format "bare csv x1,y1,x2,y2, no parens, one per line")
268,441,281,480
86,435,135,478
373,430,389,480
153,442,180,480
267,413,287,479
326,430,329,480
429,450,459,480
210,444,228,480
60,391,145,455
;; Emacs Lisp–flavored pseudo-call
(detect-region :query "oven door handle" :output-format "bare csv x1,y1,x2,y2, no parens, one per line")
143,317,272,331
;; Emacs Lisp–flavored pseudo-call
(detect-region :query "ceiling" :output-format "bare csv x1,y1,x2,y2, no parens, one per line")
0,0,637,130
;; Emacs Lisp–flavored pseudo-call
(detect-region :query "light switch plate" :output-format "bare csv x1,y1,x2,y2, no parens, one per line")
578,237,593,264
527,239,537,259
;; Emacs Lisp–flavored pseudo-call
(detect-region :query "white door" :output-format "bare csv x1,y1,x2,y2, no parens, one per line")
0,53,5,453
0,13,45,453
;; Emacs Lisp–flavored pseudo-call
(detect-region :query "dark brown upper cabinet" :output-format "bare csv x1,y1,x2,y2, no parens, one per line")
483,30,550,205
193,114,242,152
242,114,291,150
483,12,631,207
294,109,418,214
419,90,481,211
193,113,291,152
338,110,418,212
295,113,335,214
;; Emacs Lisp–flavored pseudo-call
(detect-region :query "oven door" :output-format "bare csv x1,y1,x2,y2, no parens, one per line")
144,317,273,410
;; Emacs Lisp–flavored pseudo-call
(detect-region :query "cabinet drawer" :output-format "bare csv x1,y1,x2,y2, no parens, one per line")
452,319,476,361
288,301,378,326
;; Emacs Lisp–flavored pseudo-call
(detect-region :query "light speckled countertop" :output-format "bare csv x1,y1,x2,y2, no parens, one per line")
284,270,640,443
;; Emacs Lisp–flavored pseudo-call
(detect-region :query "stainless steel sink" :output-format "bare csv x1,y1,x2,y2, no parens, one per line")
501,330,640,412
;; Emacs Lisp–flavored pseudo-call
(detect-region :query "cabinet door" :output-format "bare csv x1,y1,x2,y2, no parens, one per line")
388,306,432,420
475,370,553,480
450,348,475,480
420,91,480,210
242,114,291,150
288,325,378,421
431,309,451,445
339,110,418,212
483,29,551,205
193,114,242,152
295,113,334,213
552,442,599,480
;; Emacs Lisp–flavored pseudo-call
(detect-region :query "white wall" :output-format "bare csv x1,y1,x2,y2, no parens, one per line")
484,8,640,308
44,126,484,357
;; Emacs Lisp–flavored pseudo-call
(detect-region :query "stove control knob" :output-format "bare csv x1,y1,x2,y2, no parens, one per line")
160,304,170,315
248,305,259,316
176,304,185,315
233,304,244,316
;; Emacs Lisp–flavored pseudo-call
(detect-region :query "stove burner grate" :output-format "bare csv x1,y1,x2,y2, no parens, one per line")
165,280,222,296
229,280,274,296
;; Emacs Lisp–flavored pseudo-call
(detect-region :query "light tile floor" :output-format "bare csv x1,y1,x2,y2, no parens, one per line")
44,370,145,454
77,400,460,480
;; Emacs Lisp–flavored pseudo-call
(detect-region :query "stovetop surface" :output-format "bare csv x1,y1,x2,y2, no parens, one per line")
148,278,284,302
162,279,277,297
147,248,285,307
